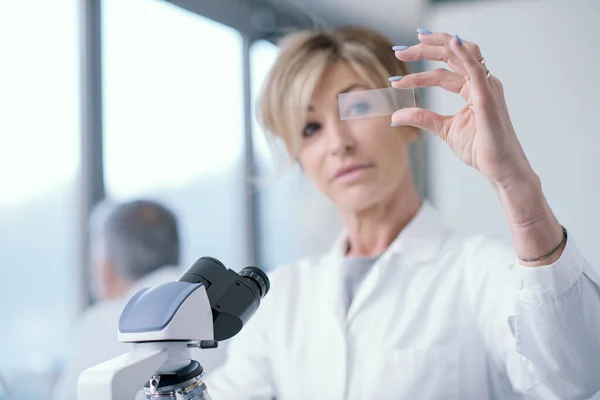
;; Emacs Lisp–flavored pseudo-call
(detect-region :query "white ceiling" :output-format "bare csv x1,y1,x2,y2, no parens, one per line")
276,0,428,43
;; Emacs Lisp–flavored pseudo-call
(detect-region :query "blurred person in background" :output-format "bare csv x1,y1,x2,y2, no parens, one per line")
52,199,227,400
205,26,600,399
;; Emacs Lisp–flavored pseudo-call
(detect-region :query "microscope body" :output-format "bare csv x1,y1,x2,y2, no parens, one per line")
77,257,270,400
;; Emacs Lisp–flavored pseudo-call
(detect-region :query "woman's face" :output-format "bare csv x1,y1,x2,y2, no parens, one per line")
298,61,417,213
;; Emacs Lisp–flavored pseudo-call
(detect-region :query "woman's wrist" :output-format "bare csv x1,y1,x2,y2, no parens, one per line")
492,170,565,266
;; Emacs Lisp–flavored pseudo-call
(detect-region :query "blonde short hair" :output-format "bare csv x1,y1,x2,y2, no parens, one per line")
256,26,411,160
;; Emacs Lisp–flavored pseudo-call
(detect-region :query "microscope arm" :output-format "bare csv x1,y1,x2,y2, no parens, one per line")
78,282,213,399
78,345,168,400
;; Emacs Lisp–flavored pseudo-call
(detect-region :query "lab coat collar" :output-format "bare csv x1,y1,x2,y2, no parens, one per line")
327,201,451,265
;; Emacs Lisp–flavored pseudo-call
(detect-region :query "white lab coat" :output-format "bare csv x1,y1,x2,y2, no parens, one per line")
205,202,600,400
52,266,229,400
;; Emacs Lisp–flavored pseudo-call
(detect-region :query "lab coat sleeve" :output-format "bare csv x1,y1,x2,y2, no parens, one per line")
466,232,600,400
204,270,280,400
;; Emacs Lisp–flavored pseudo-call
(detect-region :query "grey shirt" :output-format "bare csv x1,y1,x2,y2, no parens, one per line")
342,254,381,313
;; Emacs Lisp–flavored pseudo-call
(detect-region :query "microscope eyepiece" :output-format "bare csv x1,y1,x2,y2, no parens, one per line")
239,266,270,298
178,257,270,341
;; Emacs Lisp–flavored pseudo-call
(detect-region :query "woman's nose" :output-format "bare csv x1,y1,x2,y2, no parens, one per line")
327,121,356,156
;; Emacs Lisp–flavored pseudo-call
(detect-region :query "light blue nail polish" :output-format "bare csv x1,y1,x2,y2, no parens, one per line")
391,123,402,127
455,34,463,46
392,45,409,51
388,76,404,82
417,28,432,35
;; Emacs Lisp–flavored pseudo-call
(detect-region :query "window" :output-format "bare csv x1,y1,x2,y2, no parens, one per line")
0,0,80,396
102,0,249,271
250,40,343,270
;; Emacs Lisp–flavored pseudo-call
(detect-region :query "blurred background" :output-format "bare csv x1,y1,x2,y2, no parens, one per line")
0,0,598,398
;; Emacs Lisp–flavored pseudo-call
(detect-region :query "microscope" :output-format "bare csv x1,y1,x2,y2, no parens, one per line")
77,256,270,400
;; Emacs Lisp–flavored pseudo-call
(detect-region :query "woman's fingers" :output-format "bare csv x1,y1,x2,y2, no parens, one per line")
390,68,465,94
395,42,466,75
417,31,484,62
449,34,490,92
391,107,451,140
395,30,485,78
394,43,447,62
416,31,451,44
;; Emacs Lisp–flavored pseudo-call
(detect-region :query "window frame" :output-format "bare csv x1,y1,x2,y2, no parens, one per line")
77,0,314,311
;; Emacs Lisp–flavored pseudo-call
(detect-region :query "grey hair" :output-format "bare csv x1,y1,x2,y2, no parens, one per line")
90,199,181,281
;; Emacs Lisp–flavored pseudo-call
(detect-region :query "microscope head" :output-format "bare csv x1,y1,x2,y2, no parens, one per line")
117,256,270,344
117,281,214,344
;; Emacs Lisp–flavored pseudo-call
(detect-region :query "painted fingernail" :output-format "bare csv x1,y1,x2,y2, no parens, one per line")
417,28,432,35
388,76,404,82
391,123,402,127
455,34,463,46
392,45,409,51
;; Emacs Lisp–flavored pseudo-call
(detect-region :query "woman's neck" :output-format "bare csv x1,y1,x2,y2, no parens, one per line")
341,183,421,258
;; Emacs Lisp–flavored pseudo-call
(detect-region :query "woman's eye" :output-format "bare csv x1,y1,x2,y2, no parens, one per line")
303,122,321,137
349,101,371,116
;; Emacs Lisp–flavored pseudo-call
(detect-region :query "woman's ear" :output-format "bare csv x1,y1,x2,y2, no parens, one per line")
100,261,122,299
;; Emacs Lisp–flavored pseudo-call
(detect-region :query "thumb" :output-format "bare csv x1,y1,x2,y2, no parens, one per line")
391,107,449,139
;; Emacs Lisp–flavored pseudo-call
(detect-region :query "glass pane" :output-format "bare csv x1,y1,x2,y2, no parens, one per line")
0,0,80,397
103,0,248,271
250,40,343,270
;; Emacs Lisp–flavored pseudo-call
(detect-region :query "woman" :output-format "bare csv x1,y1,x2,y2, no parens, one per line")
205,26,600,399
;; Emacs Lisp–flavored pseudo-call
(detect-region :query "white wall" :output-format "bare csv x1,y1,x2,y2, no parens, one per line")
422,0,600,266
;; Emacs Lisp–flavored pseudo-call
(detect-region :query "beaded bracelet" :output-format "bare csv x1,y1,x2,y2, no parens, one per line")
519,225,568,263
